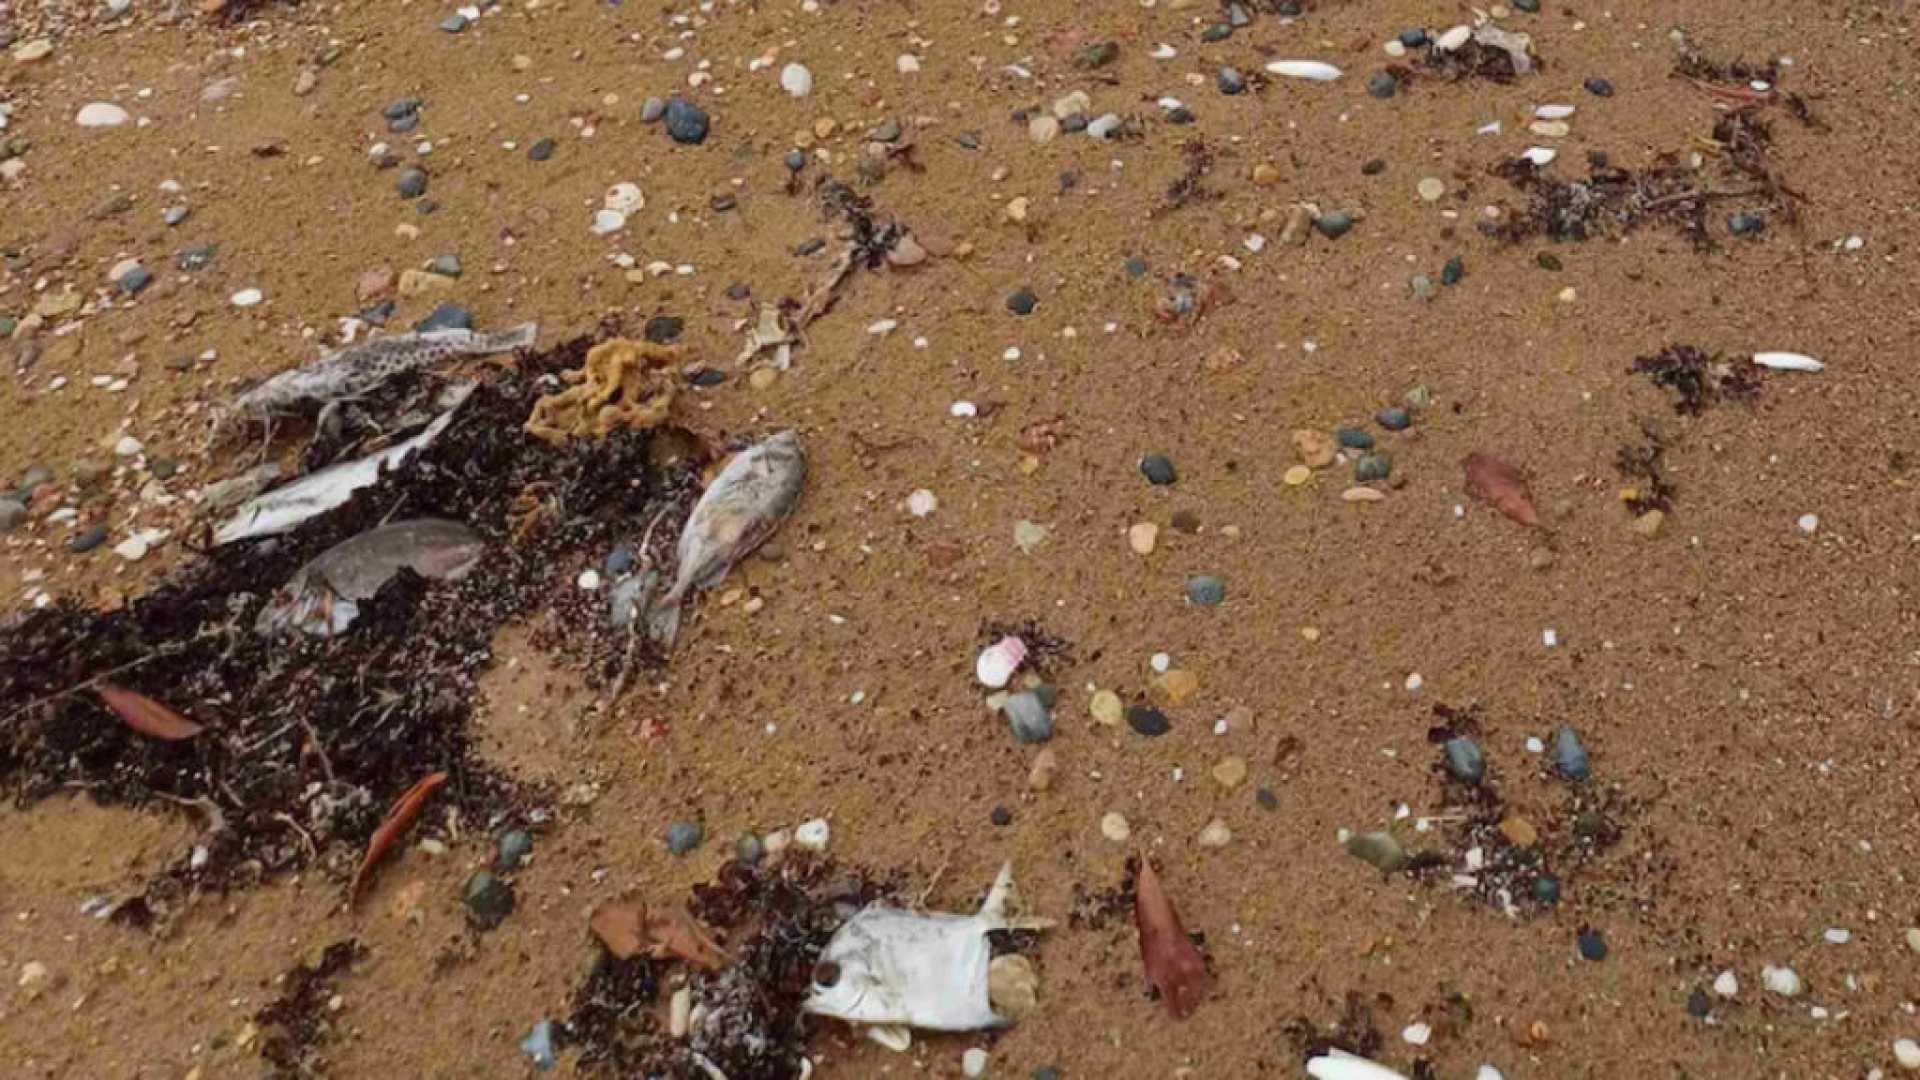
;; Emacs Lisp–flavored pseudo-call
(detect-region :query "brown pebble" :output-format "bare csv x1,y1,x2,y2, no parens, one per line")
1498,816,1538,848
1211,756,1248,789
1152,669,1199,706
1028,748,1058,791
1632,509,1666,537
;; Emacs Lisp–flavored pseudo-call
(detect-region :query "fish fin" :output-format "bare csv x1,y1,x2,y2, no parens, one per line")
979,860,1017,921
865,1025,912,1053
645,594,684,649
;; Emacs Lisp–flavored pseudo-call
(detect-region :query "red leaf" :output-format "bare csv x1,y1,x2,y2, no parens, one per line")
97,685,205,741
1134,858,1207,1018
348,771,448,906
590,901,727,969
1463,452,1539,527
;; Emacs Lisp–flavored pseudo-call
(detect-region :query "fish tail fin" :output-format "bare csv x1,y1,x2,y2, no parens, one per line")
467,323,538,355
645,593,684,649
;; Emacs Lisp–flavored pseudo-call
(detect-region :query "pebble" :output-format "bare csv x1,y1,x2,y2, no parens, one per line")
1013,520,1049,553
962,1047,989,1078
1074,42,1118,69
1256,787,1280,811
665,821,704,855
1007,288,1037,316
1028,114,1060,143
1003,691,1054,744
528,138,555,161
1211,756,1247,789
1341,486,1386,503
1713,970,1739,998
990,806,1013,827
1402,1023,1431,1046
396,168,428,198
1577,927,1608,961
1201,24,1232,44
428,254,462,278
780,63,813,97
462,871,515,925
414,303,473,332
1353,453,1392,483
1366,71,1398,99
1441,256,1465,285
440,13,469,32
907,489,938,517
1552,725,1591,780
736,833,765,864
1376,407,1412,431
1729,212,1766,236
1292,429,1336,468
491,830,535,872
1197,819,1232,848
1443,736,1486,784
1514,0,1540,9
1893,1039,1920,1071
794,818,831,850
1089,689,1123,726
1217,68,1246,95
641,97,666,123
1314,211,1354,239
1632,509,1666,538
1499,816,1539,848
1086,113,1122,140
1127,705,1172,738
1028,748,1059,791
178,246,217,272
1686,989,1711,1018
664,98,710,144
1186,574,1226,607
1762,965,1802,997
117,266,153,295
1530,874,1561,905
76,102,131,128
1584,77,1615,97
1100,812,1131,842
1345,831,1406,872
162,206,190,227
1140,454,1177,486
1907,927,1920,954
1409,274,1437,300
69,524,109,553
1125,521,1159,555
1416,177,1446,202
1282,465,1311,487
1335,427,1375,450
520,1020,556,1070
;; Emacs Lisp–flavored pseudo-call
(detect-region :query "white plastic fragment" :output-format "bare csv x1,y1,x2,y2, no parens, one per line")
1265,60,1343,81
1713,970,1739,997
1306,1048,1410,1080
1752,350,1824,372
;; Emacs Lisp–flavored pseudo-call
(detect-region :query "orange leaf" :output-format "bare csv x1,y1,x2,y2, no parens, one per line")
1134,858,1207,1018
97,685,205,741
1463,453,1539,527
590,900,726,969
348,771,448,906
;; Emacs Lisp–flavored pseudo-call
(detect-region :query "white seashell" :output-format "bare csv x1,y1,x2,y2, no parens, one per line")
76,102,130,128
1521,146,1557,166
1762,964,1802,997
1265,60,1343,81
604,181,645,214
1307,1049,1411,1080
591,209,626,235
1529,120,1570,137
975,636,1027,689
781,62,813,97
1535,103,1576,119
1752,350,1823,372
1436,25,1473,51
1150,43,1177,60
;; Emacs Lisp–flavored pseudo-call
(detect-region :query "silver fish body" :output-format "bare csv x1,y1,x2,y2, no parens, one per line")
256,518,486,637
229,323,536,419
647,429,806,646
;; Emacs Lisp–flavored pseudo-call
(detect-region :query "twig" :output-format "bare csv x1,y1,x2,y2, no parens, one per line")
274,812,319,862
1640,187,1765,212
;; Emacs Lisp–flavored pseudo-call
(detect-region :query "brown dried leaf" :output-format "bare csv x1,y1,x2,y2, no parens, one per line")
348,771,448,906
97,684,205,741
1134,857,1206,1018
1463,452,1539,527
590,901,727,969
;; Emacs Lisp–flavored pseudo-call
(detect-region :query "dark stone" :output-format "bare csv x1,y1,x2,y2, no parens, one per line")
1139,454,1177,485
1003,691,1054,744
1006,287,1037,316
1314,211,1354,238
724,283,751,301
495,830,534,871
413,303,473,332
664,98,710,144
735,833,765,864
1366,70,1398,99
69,524,109,553
786,149,807,171
1217,67,1246,95
1335,427,1374,450
528,138,555,161
150,458,180,480
688,367,727,387
1552,725,1591,780
383,98,422,120
956,132,981,150
429,254,461,278
1686,989,1710,1018
1166,107,1195,125
990,806,1013,827
1127,705,1172,738
1361,158,1386,175
1124,257,1149,278
1441,255,1465,285
1514,0,1540,11
1255,787,1279,811
1354,452,1392,483
1728,212,1766,236
665,821,704,855
1536,252,1563,271
1073,41,1119,69
644,315,684,343
440,13,469,32
1061,113,1088,134
1584,76,1615,97
388,112,420,134
1201,23,1233,43
1398,28,1429,47
396,167,428,198
1531,873,1561,905
359,301,395,327
1577,927,1608,962
1376,407,1412,431
873,118,902,143
604,546,636,575
463,871,515,926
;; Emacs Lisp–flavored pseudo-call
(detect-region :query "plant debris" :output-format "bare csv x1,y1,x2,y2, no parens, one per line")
590,900,728,969
96,685,205,741
348,770,447,905
1133,856,1208,1018
1462,453,1538,527
256,939,365,1077
1614,421,1678,516
1631,344,1763,415
1420,24,1539,83
1153,138,1219,217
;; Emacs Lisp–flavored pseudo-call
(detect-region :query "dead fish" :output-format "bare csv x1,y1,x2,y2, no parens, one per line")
647,430,806,647
803,862,1052,1051
256,519,486,637
223,323,535,430
216,384,473,544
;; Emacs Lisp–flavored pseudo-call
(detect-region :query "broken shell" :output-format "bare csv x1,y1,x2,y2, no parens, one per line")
605,181,645,214
1534,103,1576,120
1435,25,1473,51
794,818,831,851
986,954,1040,1019
1308,1049,1411,1080
975,635,1028,689
1264,60,1343,81
1752,350,1823,372
1521,146,1557,166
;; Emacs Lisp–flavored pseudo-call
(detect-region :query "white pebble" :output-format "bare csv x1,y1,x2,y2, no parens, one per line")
962,1047,988,1078
1542,628,1558,648
906,489,937,517
1086,114,1122,140
1713,969,1739,998
1264,60,1343,82
1150,43,1177,60
1149,652,1171,673
1244,233,1266,253
604,181,644,213
1476,1068,1505,1080
1534,104,1577,120
1197,818,1232,847
897,54,921,74
1401,1022,1431,1046
1893,1038,1920,1071
780,62,813,97
1404,672,1424,692
949,400,977,418
867,318,898,336
1798,514,1819,534
1753,350,1824,372
76,102,131,128
1436,25,1473,50
230,287,263,307
1762,965,1802,997
1823,927,1850,944
577,569,602,591
1522,146,1558,166
1525,736,1545,753
113,435,143,457
794,818,830,850
1100,812,1131,842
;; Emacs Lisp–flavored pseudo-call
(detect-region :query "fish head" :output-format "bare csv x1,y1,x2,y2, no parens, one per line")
255,575,357,638
802,906,1002,1030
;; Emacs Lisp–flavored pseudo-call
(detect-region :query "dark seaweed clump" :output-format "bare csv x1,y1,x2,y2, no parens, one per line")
0,327,699,917
256,939,364,1077
1631,344,1764,415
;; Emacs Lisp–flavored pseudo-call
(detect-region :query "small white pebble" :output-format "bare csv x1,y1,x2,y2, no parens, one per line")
1100,812,1131,842
1542,628,1558,648
1149,652,1171,673
1525,736,1545,753
576,569,602,591
1823,927,1850,944
1404,672,1424,692
897,54,921,74
1892,1038,1920,1071
962,1047,988,1078
1798,513,1819,534
794,818,830,851
1713,970,1739,997
1762,965,1802,997
906,489,937,517
1402,1022,1432,1046
230,287,263,307
1244,233,1267,253
1476,1067,1506,1080
950,400,978,418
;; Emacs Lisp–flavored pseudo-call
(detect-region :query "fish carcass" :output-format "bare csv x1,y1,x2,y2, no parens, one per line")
803,862,1053,1051
646,429,806,647
256,519,487,637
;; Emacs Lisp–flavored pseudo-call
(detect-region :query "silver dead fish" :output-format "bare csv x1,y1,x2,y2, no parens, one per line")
647,429,806,647
215,383,473,545
803,862,1052,1051
256,518,487,637
222,323,536,431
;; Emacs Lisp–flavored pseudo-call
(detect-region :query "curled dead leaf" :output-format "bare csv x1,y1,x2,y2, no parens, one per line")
1463,452,1539,527
97,684,205,741
1133,857,1207,1018
590,900,727,969
348,771,448,906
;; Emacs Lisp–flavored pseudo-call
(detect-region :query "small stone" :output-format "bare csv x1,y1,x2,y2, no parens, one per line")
780,63,813,97
1197,819,1232,848
1686,989,1711,1018
1087,113,1123,140
1007,288,1037,316
1398,28,1429,47
1201,23,1232,43
413,303,472,332
528,138,555,161
1127,522,1158,555
1513,0,1540,10
117,266,153,295
1499,816,1539,848
396,168,428,198
496,830,534,871
641,97,667,123
1584,77,1615,97
643,315,684,344
1713,970,1739,998
1907,927,1920,954
76,102,132,128
1100,812,1131,842
1729,212,1766,236
1153,669,1199,706
990,806,1013,827
1185,574,1227,607
1090,690,1123,726
1140,454,1177,486
1441,256,1465,285
1013,520,1049,553
1127,705,1172,738
666,821,703,855
1345,831,1406,872
1417,177,1446,201
735,833,765,864
1342,486,1386,503
1217,67,1246,95
1892,1038,1920,1071
664,98,710,144
1028,748,1059,791
1552,725,1591,780
794,818,830,850
1376,407,1412,431
520,1020,556,1070
440,13,469,32
1314,211,1354,239
1443,736,1485,784
0,499,25,532
69,524,109,553
1762,965,1802,997
1410,274,1437,301
1211,756,1247,789
1073,42,1119,69
162,205,191,227
1028,114,1060,143
428,254,462,278
1632,509,1666,538
962,1047,989,1078
1292,430,1336,468
1252,162,1281,186
1335,429,1373,451
749,367,778,391
462,871,515,926
1002,691,1054,744
177,246,216,272
1354,453,1392,483
873,118,902,143
1366,71,1398,99
1531,874,1561,905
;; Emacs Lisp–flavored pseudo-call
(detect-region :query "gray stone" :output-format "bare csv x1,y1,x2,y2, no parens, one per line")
666,820,703,855
0,498,26,533
1443,736,1485,784
640,97,667,123
69,524,109,553
664,98,709,144
1002,690,1054,744
463,871,515,926
1186,574,1227,606
495,829,534,871
396,167,428,199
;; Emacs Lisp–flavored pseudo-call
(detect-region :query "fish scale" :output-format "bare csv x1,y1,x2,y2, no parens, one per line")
227,323,538,420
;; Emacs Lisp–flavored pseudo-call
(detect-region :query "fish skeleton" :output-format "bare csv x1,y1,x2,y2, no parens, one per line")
223,323,536,429
647,429,806,647
256,518,487,637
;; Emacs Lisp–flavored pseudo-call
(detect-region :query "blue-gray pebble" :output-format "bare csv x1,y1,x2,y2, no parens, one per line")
496,829,534,871
1354,453,1392,483
1335,427,1374,450
1140,454,1177,485
664,98,710,144
1552,724,1591,780
1443,736,1485,784
1186,574,1226,607
666,821,704,855
413,303,472,332
641,97,667,123
1003,690,1054,744
1376,407,1412,431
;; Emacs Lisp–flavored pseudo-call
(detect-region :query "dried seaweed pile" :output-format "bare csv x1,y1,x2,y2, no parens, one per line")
256,939,364,1076
1632,344,1765,416
560,855,900,1080
0,330,696,916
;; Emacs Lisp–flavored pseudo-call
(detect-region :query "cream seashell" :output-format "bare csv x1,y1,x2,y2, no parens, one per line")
975,636,1027,689
1752,351,1823,372
1264,60,1343,81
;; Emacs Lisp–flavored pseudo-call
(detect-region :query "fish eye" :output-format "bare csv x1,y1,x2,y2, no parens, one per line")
811,960,840,987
